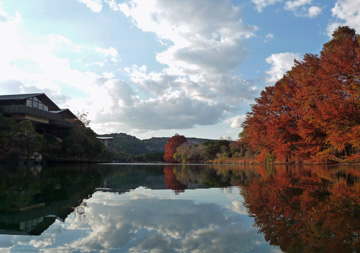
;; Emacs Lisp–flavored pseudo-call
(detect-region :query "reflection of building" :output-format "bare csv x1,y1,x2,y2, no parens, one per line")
97,137,113,152
0,164,101,236
0,202,68,235
0,93,78,131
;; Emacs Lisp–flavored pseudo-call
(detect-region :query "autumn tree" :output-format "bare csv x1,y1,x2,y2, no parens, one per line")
239,26,360,163
164,134,188,163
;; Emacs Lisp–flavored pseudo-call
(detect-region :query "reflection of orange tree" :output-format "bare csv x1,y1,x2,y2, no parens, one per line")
242,165,360,252
169,164,262,188
164,165,187,194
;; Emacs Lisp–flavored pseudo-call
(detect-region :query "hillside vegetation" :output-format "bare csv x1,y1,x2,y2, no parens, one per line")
97,133,213,162
0,113,111,163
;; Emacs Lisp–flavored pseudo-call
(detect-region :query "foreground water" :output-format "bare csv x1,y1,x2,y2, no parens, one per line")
0,163,359,252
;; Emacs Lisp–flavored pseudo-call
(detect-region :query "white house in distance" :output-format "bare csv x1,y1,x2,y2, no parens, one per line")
97,137,113,152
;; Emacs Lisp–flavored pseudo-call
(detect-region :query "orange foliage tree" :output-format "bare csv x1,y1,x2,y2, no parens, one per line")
164,134,188,163
239,26,360,163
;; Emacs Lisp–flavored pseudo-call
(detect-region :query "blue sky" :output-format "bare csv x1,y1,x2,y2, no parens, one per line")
0,0,358,140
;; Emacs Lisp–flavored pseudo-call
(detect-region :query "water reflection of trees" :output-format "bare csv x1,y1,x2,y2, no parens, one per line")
169,164,360,252
168,164,262,189
0,164,102,235
164,165,187,194
170,165,234,188
2,163,359,251
240,165,360,252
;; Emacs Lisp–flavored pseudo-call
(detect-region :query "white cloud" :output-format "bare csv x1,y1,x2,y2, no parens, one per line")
326,22,343,37
87,0,260,134
95,46,118,57
116,0,257,73
92,62,105,67
251,0,283,12
104,0,120,11
29,234,56,248
228,200,248,214
0,14,96,95
284,0,311,10
307,6,322,18
251,0,321,17
225,115,246,128
102,72,114,79
128,65,177,96
78,0,103,12
127,65,259,104
265,52,302,83
284,0,322,18
0,80,69,106
0,2,8,22
0,186,277,251
329,0,360,35
0,0,259,137
0,5,237,135
63,189,273,252
264,33,274,43
94,89,229,130
0,9,119,119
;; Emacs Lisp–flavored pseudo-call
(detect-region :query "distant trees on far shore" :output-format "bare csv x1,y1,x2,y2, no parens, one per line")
164,134,240,164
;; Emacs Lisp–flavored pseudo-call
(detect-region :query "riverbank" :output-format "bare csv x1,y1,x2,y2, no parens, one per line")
207,157,360,165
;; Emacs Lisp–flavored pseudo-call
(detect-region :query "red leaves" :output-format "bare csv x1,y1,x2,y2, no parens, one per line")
240,26,360,163
164,134,188,163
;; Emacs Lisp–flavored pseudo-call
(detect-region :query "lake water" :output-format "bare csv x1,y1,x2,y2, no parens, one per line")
0,163,359,252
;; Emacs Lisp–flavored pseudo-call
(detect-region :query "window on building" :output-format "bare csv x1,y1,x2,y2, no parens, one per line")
25,97,48,112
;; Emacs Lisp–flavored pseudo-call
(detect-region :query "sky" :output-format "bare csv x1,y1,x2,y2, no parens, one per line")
0,0,359,140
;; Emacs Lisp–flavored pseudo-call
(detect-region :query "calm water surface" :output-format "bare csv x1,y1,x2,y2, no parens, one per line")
0,163,359,252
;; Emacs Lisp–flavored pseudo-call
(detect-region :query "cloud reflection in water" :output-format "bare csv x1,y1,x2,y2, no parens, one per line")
0,187,280,252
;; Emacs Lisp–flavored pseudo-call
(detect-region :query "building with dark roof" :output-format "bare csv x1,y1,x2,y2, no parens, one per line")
0,93,78,131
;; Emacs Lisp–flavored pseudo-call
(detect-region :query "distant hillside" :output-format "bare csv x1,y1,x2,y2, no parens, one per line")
97,133,215,160
142,137,213,153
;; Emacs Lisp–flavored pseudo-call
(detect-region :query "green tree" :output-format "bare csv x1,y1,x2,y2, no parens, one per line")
2,118,44,161
63,125,105,162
